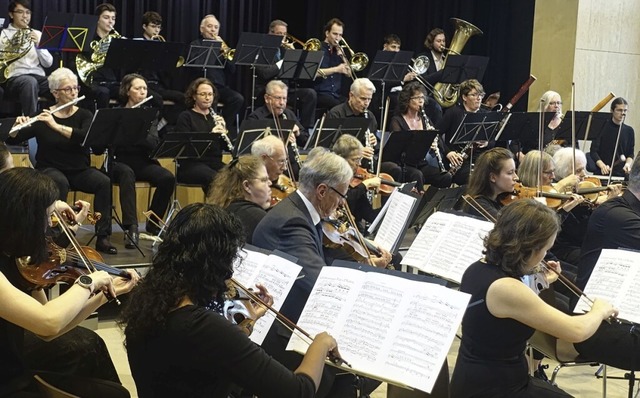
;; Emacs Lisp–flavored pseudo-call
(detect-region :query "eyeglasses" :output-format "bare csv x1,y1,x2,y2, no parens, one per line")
329,186,348,200
466,92,485,98
548,101,562,106
267,155,288,166
12,9,32,15
410,96,426,101
196,92,214,98
267,94,287,102
56,86,81,94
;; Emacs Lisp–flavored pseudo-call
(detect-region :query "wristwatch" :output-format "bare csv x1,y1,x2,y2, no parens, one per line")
75,275,95,293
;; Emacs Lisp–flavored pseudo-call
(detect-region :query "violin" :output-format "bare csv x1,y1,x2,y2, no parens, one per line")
322,218,382,263
16,239,131,291
223,280,259,335
500,182,575,209
270,174,296,206
350,166,401,195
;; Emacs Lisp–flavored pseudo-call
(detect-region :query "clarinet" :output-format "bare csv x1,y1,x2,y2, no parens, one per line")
421,107,446,172
209,108,235,152
282,113,302,168
362,110,375,174
447,140,473,176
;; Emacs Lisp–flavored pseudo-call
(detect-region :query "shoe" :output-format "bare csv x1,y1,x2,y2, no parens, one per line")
124,225,139,249
145,220,161,236
96,236,118,255
533,364,555,385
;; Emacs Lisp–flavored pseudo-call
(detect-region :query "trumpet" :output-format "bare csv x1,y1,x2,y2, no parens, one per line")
209,108,234,152
282,34,321,51
215,36,235,61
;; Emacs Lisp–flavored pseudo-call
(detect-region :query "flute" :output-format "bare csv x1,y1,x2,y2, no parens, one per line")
9,95,86,137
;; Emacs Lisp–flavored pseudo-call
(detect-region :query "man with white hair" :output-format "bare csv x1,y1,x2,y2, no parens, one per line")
251,134,288,187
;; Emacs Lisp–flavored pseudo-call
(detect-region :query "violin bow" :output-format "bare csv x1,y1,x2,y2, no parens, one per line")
340,202,376,268
375,96,391,176
52,208,121,305
571,82,576,176
270,107,298,189
607,114,626,187
581,92,615,150
229,278,351,367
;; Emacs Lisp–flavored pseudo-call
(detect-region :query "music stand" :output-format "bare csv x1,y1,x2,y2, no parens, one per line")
236,119,296,157
39,12,97,52
450,112,505,147
554,111,610,142
183,40,225,76
495,112,557,144
0,117,17,142
82,107,158,255
368,50,413,116
306,118,372,150
410,186,466,228
279,49,324,81
440,55,489,85
103,39,185,72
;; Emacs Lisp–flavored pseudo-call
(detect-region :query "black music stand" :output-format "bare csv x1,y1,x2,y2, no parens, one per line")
495,112,557,145
410,186,466,228
236,119,296,157
368,50,413,116
103,39,185,72
183,40,225,76
554,111,610,143
440,55,489,84
0,117,16,141
450,112,505,148
39,12,97,52
306,118,372,149
382,130,438,183
279,49,324,81
82,107,158,255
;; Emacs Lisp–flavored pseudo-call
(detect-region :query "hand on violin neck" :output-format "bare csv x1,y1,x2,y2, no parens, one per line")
112,268,141,296
363,177,381,190
560,193,584,212
72,200,91,225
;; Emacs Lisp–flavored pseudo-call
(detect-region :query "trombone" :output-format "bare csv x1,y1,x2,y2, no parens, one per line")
283,34,321,51
406,56,445,102
337,38,368,80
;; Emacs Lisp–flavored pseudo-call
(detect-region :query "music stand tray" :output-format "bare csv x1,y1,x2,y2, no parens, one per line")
0,117,17,142
183,40,224,70
440,55,489,84
307,118,373,150
367,50,413,84
279,49,323,81
236,119,296,157
234,32,283,67
382,130,438,167
450,112,505,146
150,132,217,161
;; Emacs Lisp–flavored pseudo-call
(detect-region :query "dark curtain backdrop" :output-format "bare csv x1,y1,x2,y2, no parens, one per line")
0,0,534,111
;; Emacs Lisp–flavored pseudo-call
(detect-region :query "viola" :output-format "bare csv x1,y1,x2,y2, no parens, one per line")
16,240,131,291
500,182,574,209
350,166,401,195
270,174,296,206
322,218,382,263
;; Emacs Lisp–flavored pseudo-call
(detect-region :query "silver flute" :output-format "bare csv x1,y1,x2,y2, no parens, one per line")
209,108,234,152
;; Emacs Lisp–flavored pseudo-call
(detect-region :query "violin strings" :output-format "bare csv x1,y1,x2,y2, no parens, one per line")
340,203,375,267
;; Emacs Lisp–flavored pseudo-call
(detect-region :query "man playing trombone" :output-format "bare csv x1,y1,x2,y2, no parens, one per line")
313,18,351,112
1,0,53,117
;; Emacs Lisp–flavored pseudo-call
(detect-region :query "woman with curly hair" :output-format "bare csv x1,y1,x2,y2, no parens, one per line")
207,155,272,244
119,203,340,398
450,200,617,397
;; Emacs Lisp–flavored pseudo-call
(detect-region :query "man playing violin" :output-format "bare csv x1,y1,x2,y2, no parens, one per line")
251,134,294,203
253,151,380,397
0,167,139,396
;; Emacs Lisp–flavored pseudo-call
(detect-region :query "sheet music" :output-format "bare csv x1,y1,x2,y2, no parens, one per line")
232,249,302,345
401,211,493,283
373,191,416,252
573,249,640,324
286,266,470,393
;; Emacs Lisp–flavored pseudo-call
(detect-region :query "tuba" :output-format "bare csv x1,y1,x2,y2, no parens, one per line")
433,18,483,108
0,28,33,83
76,29,122,85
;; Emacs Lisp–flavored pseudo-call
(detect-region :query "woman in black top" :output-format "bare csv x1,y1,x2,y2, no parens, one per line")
451,199,616,397
106,73,176,245
119,203,340,398
175,78,232,194
8,67,117,254
0,168,138,396
207,155,272,244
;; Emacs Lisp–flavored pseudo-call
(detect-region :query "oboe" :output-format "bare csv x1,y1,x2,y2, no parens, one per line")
209,108,234,152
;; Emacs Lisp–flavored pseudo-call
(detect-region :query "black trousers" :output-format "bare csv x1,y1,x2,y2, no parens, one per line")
110,158,176,227
40,167,112,237
176,161,221,195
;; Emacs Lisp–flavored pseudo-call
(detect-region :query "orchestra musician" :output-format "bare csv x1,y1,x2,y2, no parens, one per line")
250,134,293,200
119,202,339,398
0,167,139,396
590,97,635,178
421,28,446,75
190,14,244,131
516,90,564,160
252,151,379,397
451,199,617,397
174,77,230,195
7,67,118,255
314,18,351,112
1,0,54,116
436,78,487,186
100,73,175,243
254,19,318,131
207,155,271,244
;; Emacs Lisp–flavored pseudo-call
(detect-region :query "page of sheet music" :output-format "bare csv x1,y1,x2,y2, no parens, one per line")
232,250,302,345
286,266,470,393
401,211,493,283
373,191,416,252
573,248,640,324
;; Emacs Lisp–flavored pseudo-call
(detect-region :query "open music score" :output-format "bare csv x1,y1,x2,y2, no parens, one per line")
401,211,493,283
232,249,301,345
287,265,470,393
574,248,640,324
